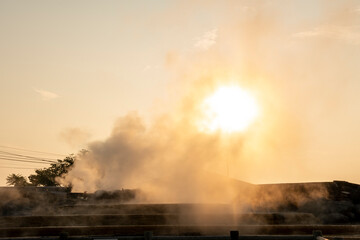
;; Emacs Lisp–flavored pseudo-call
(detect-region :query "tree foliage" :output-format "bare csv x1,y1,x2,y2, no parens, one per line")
6,155,75,187
6,174,29,186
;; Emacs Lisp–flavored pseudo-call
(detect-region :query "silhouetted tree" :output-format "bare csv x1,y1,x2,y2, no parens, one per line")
6,155,75,187
28,155,75,186
6,173,29,186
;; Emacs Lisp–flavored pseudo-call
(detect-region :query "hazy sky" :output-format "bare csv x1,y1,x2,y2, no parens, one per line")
1,0,360,186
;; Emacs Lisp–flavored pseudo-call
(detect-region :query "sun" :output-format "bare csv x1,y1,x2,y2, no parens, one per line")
200,86,259,133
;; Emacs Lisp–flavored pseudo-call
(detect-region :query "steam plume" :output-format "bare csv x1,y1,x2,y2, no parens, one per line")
63,1,360,202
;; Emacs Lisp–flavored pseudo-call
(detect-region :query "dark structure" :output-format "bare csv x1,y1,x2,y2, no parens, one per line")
250,181,360,224
0,181,360,237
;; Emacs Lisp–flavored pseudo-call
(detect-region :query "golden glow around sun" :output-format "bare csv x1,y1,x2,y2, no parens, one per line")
200,86,259,133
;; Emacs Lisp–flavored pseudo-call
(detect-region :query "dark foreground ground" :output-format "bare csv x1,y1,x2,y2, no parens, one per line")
1,181,360,238
0,203,360,238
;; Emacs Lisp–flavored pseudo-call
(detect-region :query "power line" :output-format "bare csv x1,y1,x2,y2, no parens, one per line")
0,166,37,169
0,158,54,165
0,154,58,163
0,157,55,164
0,145,67,157
0,150,59,161
0,155,58,163
0,154,52,161
0,156,57,164
0,161,45,167
0,151,58,163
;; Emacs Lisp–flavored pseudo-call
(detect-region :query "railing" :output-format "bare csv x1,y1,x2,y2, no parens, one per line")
0,230,336,240
97,230,333,240
136,230,331,240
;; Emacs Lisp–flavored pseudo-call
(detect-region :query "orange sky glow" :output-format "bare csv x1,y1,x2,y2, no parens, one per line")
1,0,360,188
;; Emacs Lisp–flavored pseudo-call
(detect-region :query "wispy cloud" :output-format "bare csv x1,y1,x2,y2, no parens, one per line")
33,88,59,100
293,25,360,45
194,28,218,51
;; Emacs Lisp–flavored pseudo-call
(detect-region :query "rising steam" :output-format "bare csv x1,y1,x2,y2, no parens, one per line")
62,1,360,203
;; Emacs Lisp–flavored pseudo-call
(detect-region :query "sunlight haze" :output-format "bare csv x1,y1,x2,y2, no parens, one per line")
1,0,360,187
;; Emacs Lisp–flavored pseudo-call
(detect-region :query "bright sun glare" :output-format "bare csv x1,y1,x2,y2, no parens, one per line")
201,86,259,133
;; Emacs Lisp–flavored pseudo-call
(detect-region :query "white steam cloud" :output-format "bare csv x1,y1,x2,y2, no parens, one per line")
62,1,360,203
62,112,245,203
